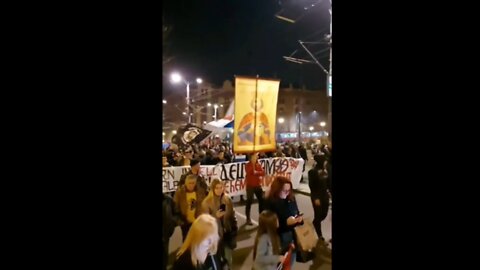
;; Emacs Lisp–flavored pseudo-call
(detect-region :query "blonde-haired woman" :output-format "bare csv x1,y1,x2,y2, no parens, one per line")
172,214,225,270
201,179,238,268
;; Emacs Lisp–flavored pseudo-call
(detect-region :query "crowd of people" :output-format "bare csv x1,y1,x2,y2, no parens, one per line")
162,138,332,270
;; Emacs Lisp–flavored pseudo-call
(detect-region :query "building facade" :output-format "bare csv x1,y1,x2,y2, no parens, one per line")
162,80,329,142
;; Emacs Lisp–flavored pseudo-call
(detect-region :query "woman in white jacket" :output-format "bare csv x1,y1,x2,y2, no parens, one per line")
253,210,285,270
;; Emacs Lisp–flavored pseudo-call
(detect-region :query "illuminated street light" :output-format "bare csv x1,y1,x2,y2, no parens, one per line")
170,73,182,83
163,100,167,104
170,72,202,123
207,103,212,107
320,121,326,127
278,118,285,124
172,130,177,134
309,126,314,131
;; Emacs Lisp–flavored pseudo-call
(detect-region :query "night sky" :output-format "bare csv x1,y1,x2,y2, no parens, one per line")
163,0,331,89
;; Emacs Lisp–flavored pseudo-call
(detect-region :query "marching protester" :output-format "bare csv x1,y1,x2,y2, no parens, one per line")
201,179,238,268
308,154,331,243
265,176,303,268
245,152,265,225
172,214,228,270
178,159,208,192
174,174,207,241
253,210,285,270
162,192,177,270
176,148,194,166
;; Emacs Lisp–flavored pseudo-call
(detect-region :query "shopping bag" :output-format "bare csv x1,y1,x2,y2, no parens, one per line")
294,219,318,262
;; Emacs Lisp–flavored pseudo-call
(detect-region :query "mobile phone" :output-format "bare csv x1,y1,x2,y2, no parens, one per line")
295,212,304,218
219,204,226,212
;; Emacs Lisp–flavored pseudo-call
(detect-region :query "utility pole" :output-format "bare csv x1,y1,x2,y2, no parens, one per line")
327,2,332,143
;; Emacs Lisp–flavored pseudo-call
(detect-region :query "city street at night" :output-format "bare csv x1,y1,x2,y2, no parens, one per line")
167,192,332,270
166,159,332,270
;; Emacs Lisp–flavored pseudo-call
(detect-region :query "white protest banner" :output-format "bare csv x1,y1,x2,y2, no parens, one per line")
162,157,304,196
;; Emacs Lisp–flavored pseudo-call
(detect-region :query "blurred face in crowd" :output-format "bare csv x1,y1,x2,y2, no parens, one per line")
214,183,224,197
280,183,291,199
184,149,193,160
191,162,201,174
185,176,197,192
250,153,258,163
218,151,224,160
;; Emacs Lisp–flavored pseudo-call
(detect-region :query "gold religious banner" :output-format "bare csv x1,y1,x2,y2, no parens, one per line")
234,76,279,153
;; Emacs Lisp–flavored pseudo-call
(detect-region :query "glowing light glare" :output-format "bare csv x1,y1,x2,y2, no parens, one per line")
162,132,165,136
207,103,212,107
170,73,182,83
220,104,223,107
309,126,314,131
214,104,219,109
320,121,326,127
196,78,203,84
182,112,187,115
162,100,167,104
278,118,285,124
172,130,177,134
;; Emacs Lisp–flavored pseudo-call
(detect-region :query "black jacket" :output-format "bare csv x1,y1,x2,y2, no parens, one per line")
162,193,177,242
308,166,330,203
298,146,308,160
266,197,301,234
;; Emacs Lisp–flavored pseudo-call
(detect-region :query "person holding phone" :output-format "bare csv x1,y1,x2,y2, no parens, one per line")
265,176,303,268
201,179,238,268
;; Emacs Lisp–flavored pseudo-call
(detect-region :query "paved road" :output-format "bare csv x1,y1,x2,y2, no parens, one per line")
167,192,332,270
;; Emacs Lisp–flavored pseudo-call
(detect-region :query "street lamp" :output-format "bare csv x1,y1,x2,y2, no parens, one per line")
162,99,167,104
278,117,285,124
320,121,326,127
297,111,302,142
213,104,219,121
309,126,314,131
170,72,202,123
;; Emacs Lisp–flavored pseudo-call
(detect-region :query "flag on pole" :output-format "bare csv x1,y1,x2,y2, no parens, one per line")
234,76,279,153
173,123,212,150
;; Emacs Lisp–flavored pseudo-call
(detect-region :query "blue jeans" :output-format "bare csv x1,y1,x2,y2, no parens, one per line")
280,231,296,268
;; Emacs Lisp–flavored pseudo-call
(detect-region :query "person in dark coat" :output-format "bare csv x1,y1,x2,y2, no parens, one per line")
162,193,177,270
178,159,208,193
308,154,331,240
298,144,308,182
265,176,303,268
